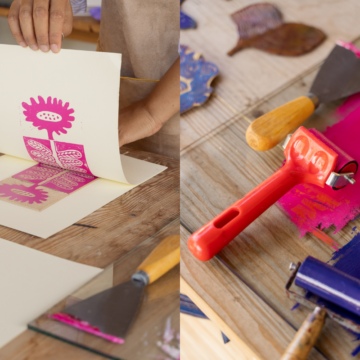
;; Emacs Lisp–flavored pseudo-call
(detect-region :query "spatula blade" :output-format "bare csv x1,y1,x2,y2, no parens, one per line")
63,280,144,340
310,44,360,104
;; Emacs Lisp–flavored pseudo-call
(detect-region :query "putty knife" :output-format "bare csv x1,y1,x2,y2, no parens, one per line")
51,235,180,342
246,41,360,151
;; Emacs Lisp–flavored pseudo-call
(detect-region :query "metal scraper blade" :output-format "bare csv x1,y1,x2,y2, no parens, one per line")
310,44,360,104
63,280,144,340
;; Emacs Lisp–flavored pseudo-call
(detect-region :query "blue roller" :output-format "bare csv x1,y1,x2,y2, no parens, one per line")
295,256,360,317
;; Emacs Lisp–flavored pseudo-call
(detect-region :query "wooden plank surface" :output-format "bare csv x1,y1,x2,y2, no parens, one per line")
180,0,360,149
180,61,360,358
0,148,179,269
180,314,252,360
0,148,178,358
1,219,180,360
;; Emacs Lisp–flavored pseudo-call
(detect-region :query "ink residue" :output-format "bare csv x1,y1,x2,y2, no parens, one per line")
327,228,360,356
279,93,360,237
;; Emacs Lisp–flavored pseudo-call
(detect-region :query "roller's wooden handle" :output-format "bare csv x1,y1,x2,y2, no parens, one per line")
136,235,180,285
280,307,326,360
246,96,315,151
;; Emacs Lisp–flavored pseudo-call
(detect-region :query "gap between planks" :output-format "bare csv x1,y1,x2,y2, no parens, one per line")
181,33,360,157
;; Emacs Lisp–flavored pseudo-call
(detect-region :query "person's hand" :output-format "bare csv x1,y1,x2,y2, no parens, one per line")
118,57,180,147
118,100,163,147
8,0,73,53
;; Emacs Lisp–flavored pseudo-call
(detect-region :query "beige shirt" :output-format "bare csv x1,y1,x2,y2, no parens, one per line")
98,0,180,160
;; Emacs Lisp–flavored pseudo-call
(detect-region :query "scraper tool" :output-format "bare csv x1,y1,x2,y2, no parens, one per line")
51,235,180,342
246,41,360,151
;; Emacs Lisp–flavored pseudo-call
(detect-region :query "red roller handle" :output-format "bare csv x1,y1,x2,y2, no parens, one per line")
187,163,299,261
187,126,339,262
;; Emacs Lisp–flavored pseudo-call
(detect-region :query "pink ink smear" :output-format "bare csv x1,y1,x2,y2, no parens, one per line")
278,92,360,236
336,40,360,58
50,313,125,344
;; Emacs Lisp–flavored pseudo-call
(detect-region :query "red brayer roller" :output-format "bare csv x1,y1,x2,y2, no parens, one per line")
188,126,358,261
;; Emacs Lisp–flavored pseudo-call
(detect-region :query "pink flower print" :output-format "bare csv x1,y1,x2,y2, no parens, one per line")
0,183,48,204
54,141,94,175
43,172,96,194
22,96,75,140
13,163,63,185
24,137,57,166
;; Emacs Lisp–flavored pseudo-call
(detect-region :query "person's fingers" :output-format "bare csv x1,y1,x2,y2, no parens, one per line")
33,0,50,52
49,0,67,53
19,0,38,50
8,0,27,47
63,0,73,37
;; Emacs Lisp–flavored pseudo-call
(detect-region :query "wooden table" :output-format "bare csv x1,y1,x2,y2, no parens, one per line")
0,6,100,43
0,148,179,359
180,1,360,359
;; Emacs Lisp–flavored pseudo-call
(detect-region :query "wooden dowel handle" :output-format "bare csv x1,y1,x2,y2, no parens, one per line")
246,96,315,151
281,307,326,360
134,235,180,285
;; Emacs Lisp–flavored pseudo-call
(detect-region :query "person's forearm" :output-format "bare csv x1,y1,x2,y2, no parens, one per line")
143,57,180,127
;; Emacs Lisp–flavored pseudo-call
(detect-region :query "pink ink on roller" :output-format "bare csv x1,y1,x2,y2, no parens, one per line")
50,313,125,344
279,93,360,236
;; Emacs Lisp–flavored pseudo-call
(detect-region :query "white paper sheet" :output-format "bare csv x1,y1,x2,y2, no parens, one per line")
0,155,165,238
0,237,102,349
0,45,167,237
0,44,166,185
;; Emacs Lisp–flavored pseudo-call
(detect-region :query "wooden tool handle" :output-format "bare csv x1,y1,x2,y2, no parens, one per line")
135,235,180,285
246,96,315,151
281,307,326,360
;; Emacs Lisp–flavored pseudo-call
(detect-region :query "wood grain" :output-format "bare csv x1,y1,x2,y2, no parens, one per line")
180,63,360,359
1,220,180,360
180,0,360,149
180,226,325,360
0,149,178,358
180,314,251,360
0,148,179,269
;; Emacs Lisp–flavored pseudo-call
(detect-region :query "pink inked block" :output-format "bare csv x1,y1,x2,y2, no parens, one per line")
43,171,97,194
54,141,94,176
13,163,64,185
50,313,125,344
23,137,58,167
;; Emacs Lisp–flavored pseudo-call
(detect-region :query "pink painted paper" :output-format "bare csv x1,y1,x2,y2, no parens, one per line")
23,137,57,167
54,141,93,175
43,171,96,194
23,137,94,176
0,183,48,204
22,96,75,140
13,163,64,185
278,93,360,236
